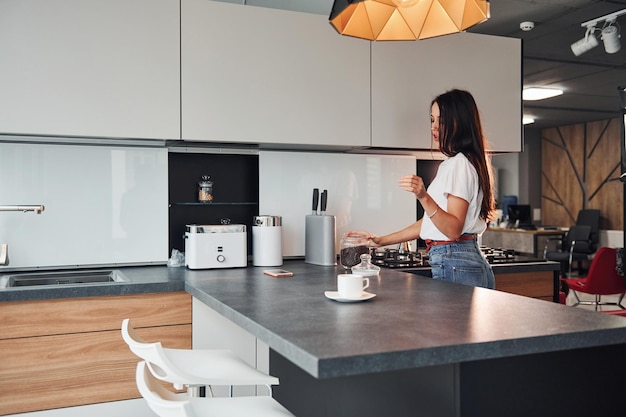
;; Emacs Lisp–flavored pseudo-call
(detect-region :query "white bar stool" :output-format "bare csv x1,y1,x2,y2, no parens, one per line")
136,361,294,417
121,318,279,397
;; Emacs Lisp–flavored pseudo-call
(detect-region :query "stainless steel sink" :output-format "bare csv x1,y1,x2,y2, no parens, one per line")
0,269,127,288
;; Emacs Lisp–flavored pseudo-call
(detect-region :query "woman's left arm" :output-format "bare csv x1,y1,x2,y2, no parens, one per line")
423,194,468,240
399,174,469,240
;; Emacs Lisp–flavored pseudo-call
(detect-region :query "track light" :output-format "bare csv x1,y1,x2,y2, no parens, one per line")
571,8,626,56
571,27,599,56
601,24,621,53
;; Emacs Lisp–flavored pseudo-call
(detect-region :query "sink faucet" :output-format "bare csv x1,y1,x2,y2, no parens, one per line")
1,204,45,265
0,205,45,214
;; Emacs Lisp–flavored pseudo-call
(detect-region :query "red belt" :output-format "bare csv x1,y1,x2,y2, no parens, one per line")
424,234,477,252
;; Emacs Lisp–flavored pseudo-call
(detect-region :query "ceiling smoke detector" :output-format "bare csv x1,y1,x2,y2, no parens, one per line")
520,21,534,31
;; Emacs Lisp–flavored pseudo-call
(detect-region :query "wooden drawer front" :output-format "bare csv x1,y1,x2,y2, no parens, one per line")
495,271,553,301
0,292,191,339
0,324,191,415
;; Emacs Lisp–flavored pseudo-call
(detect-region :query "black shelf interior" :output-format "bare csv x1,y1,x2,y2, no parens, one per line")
168,152,259,253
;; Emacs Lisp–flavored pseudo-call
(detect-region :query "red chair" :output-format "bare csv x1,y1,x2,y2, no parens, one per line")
561,247,626,311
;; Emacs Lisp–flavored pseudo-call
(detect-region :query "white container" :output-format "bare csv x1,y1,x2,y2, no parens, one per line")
185,224,247,269
253,215,283,266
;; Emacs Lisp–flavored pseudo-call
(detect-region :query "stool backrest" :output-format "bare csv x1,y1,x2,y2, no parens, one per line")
136,361,194,417
121,318,190,386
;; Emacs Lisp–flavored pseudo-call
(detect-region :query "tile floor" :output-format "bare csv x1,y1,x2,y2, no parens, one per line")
563,289,626,313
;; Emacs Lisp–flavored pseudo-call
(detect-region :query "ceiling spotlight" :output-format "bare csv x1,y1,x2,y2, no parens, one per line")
523,87,563,101
572,8,626,56
522,116,535,125
571,27,599,56
601,24,621,53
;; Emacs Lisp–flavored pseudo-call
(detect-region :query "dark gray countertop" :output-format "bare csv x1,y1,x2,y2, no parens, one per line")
185,260,626,379
0,258,559,302
0,265,186,301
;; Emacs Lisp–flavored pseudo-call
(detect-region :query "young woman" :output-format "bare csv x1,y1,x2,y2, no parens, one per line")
349,89,496,288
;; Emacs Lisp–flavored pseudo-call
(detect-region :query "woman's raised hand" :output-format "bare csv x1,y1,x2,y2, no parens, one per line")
345,230,381,247
398,175,427,199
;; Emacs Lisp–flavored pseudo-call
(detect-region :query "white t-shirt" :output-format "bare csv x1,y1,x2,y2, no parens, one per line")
420,153,487,241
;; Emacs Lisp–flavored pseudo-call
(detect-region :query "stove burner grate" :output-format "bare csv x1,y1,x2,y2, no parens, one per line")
371,248,426,268
372,246,519,268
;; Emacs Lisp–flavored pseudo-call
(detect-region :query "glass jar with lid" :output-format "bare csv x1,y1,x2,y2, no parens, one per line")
198,175,213,202
339,234,370,270
351,253,380,277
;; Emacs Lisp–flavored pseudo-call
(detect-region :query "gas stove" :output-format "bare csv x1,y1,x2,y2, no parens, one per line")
480,247,517,264
371,246,519,268
371,248,426,268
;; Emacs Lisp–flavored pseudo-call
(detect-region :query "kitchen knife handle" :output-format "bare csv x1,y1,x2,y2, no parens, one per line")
320,189,327,214
312,188,319,214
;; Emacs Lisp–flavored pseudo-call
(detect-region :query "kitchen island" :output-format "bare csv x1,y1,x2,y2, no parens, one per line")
186,260,626,417
2,260,625,416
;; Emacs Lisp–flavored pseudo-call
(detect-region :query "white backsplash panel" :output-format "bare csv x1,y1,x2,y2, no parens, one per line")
0,142,168,270
259,151,417,257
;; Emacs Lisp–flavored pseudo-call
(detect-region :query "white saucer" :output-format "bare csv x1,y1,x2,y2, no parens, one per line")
324,291,376,303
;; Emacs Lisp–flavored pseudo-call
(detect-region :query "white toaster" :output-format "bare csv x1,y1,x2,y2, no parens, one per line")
184,224,247,269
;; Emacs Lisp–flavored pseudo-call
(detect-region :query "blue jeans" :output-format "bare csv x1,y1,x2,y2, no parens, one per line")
428,239,495,289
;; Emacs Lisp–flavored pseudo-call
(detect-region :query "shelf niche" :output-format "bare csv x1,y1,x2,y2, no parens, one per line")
168,152,259,254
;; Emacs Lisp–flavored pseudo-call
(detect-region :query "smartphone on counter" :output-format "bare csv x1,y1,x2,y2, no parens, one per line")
263,269,294,278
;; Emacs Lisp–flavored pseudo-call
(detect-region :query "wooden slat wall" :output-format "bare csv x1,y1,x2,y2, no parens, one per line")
0,292,191,415
542,118,623,230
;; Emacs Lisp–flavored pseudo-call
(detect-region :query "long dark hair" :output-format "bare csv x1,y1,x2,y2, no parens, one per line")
432,89,495,221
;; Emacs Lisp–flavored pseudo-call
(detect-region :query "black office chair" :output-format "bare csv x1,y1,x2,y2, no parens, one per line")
544,225,593,278
575,209,600,252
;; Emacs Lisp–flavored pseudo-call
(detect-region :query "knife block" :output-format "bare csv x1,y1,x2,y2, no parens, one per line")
305,214,336,266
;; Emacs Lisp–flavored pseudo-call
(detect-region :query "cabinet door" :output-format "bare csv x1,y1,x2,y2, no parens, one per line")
372,32,522,152
0,0,179,140
0,325,191,415
181,0,370,147
0,292,191,415
192,297,271,397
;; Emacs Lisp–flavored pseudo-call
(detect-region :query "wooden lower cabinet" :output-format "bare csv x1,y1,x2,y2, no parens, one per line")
495,271,554,301
0,292,191,415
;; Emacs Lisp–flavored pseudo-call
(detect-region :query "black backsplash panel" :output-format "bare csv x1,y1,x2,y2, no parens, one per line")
416,159,441,248
168,152,259,253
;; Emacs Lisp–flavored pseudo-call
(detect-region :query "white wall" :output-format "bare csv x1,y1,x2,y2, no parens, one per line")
259,151,417,256
0,144,418,270
491,153,520,203
0,142,168,271
600,230,624,248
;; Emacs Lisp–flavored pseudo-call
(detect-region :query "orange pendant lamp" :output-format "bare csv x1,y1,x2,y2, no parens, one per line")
329,0,490,41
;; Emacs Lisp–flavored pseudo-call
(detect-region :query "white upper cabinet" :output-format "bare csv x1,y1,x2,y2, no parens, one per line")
371,33,522,152
181,0,370,147
0,0,180,140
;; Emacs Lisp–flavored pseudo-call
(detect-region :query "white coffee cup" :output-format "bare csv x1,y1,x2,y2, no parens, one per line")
337,273,369,299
